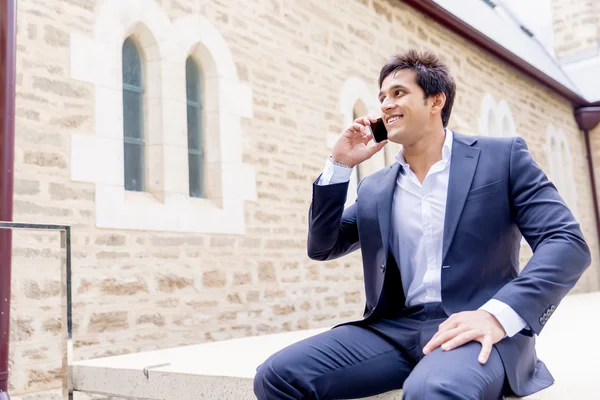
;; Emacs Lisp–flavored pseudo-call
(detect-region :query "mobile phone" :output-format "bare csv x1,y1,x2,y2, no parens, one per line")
369,118,388,143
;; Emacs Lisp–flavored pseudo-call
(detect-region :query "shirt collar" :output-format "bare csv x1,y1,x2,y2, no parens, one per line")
395,128,454,168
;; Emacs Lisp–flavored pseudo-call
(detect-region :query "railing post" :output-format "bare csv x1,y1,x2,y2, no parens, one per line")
60,229,74,400
0,0,17,398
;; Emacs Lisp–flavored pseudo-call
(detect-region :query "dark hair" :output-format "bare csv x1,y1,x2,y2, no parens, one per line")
378,50,456,127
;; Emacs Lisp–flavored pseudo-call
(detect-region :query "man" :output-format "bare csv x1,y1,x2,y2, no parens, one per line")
253,50,591,399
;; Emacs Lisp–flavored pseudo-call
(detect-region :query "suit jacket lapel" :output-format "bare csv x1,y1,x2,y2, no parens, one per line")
377,163,402,258
442,133,480,261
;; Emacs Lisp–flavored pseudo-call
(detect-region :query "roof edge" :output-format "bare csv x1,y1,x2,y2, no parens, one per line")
402,0,589,107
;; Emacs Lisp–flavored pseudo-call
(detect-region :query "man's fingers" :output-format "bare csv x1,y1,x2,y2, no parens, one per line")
352,122,364,132
353,116,370,126
355,116,379,125
428,325,449,344
430,325,467,344
439,330,479,352
424,319,455,352
350,123,370,141
438,314,460,331
424,326,468,354
365,125,373,140
365,140,386,158
424,331,450,354
370,140,387,154
478,336,493,364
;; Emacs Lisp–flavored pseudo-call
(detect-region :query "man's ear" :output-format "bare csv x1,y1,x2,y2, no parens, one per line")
431,92,446,114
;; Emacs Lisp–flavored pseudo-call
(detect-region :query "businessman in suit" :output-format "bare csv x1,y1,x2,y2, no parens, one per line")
253,50,591,399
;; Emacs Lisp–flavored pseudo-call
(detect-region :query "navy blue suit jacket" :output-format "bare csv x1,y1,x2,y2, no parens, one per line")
307,132,591,396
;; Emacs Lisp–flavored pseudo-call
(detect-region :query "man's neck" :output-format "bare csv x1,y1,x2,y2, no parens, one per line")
404,127,447,182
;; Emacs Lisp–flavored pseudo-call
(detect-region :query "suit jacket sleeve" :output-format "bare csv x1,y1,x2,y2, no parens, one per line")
491,137,591,334
307,177,360,261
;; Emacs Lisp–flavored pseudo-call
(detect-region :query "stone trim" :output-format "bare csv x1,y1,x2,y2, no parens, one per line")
478,93,517,137
69,0,256,234
546,124,578,217
336,78,385,207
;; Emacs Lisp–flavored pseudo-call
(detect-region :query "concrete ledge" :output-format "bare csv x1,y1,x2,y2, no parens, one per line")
72,292,600,399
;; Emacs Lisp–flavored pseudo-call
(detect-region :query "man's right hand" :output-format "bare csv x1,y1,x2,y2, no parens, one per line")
332,116,388,168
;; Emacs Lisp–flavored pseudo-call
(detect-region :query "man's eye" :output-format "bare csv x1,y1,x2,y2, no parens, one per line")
395,90,403,96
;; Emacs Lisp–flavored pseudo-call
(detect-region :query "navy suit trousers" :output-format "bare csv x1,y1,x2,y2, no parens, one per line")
254,303,506,400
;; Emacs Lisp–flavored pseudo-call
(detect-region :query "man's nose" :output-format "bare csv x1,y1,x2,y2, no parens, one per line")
381,100,394,113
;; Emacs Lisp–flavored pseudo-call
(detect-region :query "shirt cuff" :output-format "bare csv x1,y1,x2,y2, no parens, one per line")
480,299,528,338
317,156,354,186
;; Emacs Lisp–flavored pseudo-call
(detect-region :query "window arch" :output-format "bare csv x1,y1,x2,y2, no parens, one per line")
497,100,516,136
69,4,256,234
185,56,205,198
338,77,385,208
352,100,368,184
478,94,516,137
487,107,499,136
546,125,577,215
122,36,146,192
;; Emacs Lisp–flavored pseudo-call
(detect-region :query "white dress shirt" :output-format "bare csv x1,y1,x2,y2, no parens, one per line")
318,129,527,337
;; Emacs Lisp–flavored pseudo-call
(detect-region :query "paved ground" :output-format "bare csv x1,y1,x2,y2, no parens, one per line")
72,292,600,399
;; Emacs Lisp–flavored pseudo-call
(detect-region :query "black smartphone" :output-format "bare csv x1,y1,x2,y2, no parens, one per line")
369,118,388,143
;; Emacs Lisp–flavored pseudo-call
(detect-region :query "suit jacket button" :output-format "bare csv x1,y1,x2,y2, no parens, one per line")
539,317,545,325
550,305,556,311
380,264,385,272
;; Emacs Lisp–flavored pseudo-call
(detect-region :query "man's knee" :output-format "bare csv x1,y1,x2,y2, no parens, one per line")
253,360,270,399
402,370,460,399
253,355,307,400
253,358,286,399
402,367,495,400
402,364,502,400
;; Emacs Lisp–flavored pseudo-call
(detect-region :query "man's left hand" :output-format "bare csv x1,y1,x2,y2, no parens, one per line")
422,310,506,364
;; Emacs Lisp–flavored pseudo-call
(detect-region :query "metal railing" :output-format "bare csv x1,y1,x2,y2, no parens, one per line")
0,222,73,400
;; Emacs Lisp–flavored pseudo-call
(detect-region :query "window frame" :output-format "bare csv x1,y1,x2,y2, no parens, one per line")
185,56,206,199
478,94,516,137
546,125,577,216
122,36,146,192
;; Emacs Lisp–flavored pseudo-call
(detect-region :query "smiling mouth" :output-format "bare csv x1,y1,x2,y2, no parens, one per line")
386,115,404,125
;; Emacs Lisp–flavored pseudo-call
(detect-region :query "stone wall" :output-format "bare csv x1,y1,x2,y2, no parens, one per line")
552,0,600,60
7,0,600,396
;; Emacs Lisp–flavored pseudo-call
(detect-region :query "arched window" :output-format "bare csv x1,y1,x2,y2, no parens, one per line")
546,125,577,214
70,5,256,233
478,94,516,137
352,101,368,184
497,100,516,137
337,77,384,208
487,107,499,136
186,56,205,198
122,36,145,192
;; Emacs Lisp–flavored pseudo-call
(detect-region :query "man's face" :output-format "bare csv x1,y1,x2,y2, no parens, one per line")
378,69,432,145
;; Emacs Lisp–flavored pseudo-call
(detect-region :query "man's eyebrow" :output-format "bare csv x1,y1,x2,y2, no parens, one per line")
378,84,408,98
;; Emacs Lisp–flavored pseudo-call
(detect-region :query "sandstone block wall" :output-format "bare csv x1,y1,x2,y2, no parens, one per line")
7,0,600,396
552,0,600,59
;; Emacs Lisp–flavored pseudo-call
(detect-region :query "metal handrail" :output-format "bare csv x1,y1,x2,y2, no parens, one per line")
0,221,73,400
